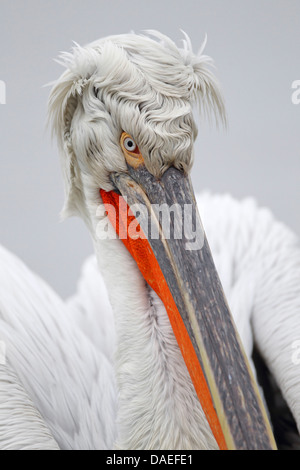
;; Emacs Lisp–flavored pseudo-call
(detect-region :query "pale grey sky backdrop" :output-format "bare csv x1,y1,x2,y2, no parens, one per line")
0,0,299,297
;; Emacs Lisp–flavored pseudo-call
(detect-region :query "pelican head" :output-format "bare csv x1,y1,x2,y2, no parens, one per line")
48,31,276,450
48,31,225,218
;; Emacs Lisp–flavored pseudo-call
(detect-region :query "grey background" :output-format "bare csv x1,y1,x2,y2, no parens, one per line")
0,0,299,298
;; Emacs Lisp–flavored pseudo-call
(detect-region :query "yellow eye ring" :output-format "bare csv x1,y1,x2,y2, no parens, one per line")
120,132,144,168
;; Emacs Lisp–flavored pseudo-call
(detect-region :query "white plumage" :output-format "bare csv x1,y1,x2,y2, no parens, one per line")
0,31,299,449
0,243,117,450
1,193,300,449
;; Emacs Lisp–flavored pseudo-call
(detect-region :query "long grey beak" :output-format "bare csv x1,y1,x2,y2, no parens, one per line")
111,165,276,450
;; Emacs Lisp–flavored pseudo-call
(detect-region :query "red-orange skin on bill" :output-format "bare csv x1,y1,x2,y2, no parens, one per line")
100,188,227,450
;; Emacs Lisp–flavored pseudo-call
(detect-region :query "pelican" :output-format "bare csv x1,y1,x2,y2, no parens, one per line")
0,31,300,450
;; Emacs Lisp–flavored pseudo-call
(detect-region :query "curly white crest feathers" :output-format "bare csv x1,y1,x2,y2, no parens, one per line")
47,31,226,220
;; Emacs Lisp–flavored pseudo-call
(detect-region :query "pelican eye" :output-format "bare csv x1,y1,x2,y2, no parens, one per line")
120,132,144,168
123,137,137,153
